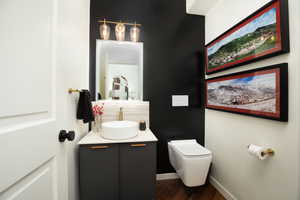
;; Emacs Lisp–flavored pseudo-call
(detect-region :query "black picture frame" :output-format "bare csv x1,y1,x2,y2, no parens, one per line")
205,63,288,122
205,0,290,75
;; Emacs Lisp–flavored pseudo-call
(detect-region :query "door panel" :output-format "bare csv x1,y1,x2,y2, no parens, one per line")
0,0,53,118
0,0,62,199
0,121,56,192
1,159,56,200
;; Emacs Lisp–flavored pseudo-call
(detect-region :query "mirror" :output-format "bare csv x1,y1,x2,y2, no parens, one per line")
95,40,143,100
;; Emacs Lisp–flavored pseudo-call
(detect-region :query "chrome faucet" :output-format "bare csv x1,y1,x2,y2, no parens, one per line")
118,107,124,121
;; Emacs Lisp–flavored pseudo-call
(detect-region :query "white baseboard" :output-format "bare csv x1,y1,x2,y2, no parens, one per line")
209,176,238,200
156,173,179,180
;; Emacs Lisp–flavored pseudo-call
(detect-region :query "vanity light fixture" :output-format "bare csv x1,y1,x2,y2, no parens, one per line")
115,22,126,41
99,19,111,40
99,19,142,42
130,22,140,42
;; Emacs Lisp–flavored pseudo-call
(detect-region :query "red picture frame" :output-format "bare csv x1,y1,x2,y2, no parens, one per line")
205,0,289,75
205,63,288,121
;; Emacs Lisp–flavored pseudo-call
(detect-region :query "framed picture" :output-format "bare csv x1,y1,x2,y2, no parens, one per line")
205,63,288,121
205,0,289,74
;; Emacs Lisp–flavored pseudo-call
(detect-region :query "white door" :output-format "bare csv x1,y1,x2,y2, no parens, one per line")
0,0,89,200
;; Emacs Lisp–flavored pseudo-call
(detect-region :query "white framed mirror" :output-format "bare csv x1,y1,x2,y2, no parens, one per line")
95,40,143,100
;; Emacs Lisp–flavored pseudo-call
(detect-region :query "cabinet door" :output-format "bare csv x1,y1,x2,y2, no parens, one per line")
79,144,119,200
119,142,157,200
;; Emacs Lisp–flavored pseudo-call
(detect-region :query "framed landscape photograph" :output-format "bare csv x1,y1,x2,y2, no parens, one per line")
205,0,289,74
205,63,288,121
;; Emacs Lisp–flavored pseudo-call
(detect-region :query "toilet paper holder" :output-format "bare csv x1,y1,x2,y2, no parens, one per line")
247,145,275,156
261,148,275,156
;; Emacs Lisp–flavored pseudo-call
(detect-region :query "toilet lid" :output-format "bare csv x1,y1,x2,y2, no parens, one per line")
171,140,212,156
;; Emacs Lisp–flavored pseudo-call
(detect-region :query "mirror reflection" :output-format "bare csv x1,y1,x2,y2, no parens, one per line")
96,40,143,100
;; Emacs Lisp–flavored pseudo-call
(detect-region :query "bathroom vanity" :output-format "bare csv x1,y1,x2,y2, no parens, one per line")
78,129,157,200
85,38,154,199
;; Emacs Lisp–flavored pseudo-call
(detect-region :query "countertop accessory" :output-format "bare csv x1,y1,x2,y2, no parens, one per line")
118,107,124,121
139,120,146,131
92,104,104,132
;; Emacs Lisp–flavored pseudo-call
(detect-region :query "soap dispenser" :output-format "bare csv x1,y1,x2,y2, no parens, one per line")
118,107,124,121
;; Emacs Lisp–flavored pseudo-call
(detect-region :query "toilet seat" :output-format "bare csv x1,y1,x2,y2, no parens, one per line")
170,140,211,156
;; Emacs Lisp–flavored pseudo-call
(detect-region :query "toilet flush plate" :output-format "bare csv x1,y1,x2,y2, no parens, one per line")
172,95,189,107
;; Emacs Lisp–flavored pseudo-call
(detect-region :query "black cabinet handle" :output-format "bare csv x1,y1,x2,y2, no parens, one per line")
59,130,75,142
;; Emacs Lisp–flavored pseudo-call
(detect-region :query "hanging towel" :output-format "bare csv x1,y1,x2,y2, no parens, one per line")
77,90,94,123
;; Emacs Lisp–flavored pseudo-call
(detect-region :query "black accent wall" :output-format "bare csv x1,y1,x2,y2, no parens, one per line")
90,0,205,173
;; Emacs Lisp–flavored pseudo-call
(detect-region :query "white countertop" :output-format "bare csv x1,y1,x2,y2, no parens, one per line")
78,129,158,145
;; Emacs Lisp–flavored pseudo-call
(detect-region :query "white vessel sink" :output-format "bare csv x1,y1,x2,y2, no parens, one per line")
101,121,139,140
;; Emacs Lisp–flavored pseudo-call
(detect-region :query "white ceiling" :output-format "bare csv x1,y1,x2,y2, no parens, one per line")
186,0,220,15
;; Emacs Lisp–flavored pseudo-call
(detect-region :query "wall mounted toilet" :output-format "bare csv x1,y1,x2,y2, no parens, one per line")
168,140,212,187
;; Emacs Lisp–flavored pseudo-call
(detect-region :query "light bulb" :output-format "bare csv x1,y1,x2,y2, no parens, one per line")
99,21,110,40
115,23,126,41
130,25,140,42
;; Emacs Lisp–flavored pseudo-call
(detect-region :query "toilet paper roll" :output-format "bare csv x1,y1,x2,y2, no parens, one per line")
247,144,268,160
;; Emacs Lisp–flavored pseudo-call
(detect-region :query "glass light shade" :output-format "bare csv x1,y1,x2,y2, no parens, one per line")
100,23,110,40
115,23,126,41
130,26,140,42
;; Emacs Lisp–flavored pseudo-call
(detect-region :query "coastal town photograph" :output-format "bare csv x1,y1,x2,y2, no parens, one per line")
207,7,278,71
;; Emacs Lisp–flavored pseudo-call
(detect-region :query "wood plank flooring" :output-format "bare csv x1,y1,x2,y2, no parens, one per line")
156,179,226,200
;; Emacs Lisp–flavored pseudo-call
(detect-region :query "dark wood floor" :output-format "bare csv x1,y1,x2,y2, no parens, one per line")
156,179,226,200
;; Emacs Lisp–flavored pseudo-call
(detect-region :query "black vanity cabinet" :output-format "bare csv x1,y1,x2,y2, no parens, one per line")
79,144,119,200
79,142,156,200
119,143,156,200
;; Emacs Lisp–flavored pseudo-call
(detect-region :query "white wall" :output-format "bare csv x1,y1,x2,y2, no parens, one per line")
205,0,300,200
